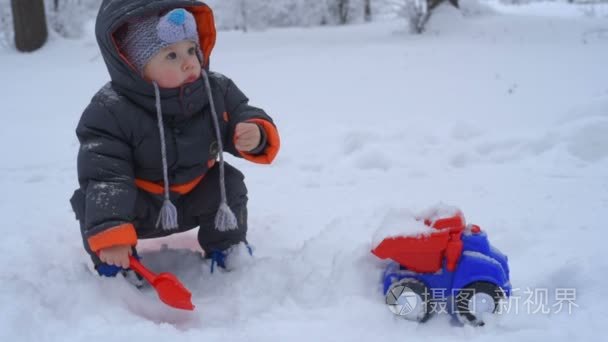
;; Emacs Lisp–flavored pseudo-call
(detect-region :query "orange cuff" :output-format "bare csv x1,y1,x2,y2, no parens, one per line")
237,118,280,164
87,223,137,252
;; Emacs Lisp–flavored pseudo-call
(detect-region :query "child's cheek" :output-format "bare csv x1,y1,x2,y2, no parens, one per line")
160,67,183,88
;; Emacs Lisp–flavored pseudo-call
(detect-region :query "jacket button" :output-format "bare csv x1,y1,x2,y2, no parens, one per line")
173,128,181,135
184,87,191,95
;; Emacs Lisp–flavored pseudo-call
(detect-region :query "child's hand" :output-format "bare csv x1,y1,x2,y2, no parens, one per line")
99,244,132,269
234,123,261,152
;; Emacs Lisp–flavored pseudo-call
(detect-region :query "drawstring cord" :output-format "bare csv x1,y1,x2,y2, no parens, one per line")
201,69,238,231
151,72,237,232
153,82,179,230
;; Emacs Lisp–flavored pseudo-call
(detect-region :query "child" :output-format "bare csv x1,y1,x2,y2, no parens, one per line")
70,0,280,276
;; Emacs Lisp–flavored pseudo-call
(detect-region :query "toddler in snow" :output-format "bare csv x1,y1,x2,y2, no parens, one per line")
70,0,280,276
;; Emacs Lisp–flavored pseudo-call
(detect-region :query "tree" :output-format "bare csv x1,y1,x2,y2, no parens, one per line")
364,0,372,22
327,0,353,25
337,0,350,24
388,0,459,34
11,0,48,52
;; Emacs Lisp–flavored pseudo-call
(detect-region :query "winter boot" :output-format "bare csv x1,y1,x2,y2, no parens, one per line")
206,242,254,273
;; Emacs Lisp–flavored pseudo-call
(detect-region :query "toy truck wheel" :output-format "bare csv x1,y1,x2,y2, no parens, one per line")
454,281,505,326
385,279,431,322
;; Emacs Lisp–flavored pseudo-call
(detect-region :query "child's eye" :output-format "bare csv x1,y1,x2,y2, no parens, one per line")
166,52,177,60
188,47,196,55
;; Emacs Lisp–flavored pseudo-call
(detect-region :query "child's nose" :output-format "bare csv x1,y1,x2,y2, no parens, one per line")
183,58,195,71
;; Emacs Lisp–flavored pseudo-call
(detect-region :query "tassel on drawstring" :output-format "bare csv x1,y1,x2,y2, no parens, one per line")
156,198,179,230
201,69,238,231
215,202,238,232
153,82,179,230
149,70,237,232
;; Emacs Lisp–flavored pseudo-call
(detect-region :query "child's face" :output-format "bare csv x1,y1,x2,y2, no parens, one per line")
143,40,201,88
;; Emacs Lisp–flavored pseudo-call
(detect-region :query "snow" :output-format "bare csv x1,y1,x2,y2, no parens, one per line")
371,203,462,248
2,2,608,341
484,0,608,18
416,203,463,224
371,208,435,248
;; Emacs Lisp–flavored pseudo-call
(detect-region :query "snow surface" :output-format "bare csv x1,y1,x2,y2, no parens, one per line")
484,0,608,18
1,3,608,341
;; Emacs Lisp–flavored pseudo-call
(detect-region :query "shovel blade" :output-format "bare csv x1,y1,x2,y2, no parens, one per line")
153,273,195,311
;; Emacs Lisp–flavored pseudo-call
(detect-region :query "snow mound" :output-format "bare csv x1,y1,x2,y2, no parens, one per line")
566,120,608,162
372,203,462,248
558,96,608,162
416,203,463,225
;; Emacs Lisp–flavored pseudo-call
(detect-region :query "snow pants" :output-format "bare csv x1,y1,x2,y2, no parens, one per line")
70,162,249,266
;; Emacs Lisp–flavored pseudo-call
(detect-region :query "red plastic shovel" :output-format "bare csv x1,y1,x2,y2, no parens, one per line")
129,256,195,311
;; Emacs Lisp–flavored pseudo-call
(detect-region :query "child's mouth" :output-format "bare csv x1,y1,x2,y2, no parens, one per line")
185,75,198,84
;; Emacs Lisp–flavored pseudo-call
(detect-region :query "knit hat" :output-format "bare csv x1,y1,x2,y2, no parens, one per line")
117,8,200,73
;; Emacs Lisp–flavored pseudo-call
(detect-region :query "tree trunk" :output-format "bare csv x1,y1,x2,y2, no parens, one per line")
338,0,349,24
364,0,371,22
240,0,248,32
11,0,48,52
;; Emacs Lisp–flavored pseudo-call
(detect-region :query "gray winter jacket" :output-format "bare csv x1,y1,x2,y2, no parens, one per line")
73,0,279,252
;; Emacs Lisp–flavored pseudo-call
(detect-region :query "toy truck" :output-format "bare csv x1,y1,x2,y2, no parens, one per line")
372,211,511,326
